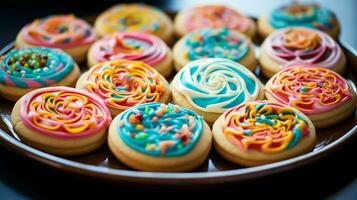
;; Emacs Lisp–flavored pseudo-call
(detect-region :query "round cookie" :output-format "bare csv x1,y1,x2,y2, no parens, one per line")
11,86,112,156
16,15,96,63
173,28,256,71
212,101,316,167
94,4,173,44
259,27,346,78
76,60,171,117
108,102,212,172
258,2,340,39
171,58,264,125
174,4,256,38
0,47,80,101
87,32,173,77
265,65,357,128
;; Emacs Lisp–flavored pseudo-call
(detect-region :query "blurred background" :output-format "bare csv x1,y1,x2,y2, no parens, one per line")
0,0,356,49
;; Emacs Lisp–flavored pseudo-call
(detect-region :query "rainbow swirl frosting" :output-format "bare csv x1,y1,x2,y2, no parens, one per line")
96,4,170,36
20,15,96,48
81,60,166,111
173,58,261,113
182,28,250,62
263,27,342,69
269,3,336,31
0,48,74,88
117,102,203,156
223,101,311,153
91,32,168,66
266,65,354,115
183,5,250,33
20,87,111,138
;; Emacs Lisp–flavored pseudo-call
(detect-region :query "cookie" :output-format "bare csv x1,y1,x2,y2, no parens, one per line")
171,58,264,125
76,60,171,117
16,15,96,62
212,101,316,166
173,28,256,71
265,65,357,128
87,32,173,77
258,2,340,39
259,27,346,78
0,47,80,101
174,4,256,38
11,86,112,155
94,4,173,44
108,102,212,172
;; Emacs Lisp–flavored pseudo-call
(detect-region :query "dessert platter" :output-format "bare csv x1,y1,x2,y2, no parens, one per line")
0,2,356,185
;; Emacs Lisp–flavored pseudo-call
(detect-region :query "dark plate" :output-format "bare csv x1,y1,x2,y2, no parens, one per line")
0,15,357,186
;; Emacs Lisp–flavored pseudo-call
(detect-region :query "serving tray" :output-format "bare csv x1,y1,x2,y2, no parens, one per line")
0,15,356,186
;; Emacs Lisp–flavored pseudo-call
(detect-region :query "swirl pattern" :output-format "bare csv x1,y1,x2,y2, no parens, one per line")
20,87,111,138
269,3,336,31
183,28,250,62
92,32,167,66
117,103,203,156
263,28,342,68
184,5,250,33
266,66,353,115
81,60,166,111
173,58,260,113
0,48,74,88
223,101,311,153
96,4,169,36
21,15,96,48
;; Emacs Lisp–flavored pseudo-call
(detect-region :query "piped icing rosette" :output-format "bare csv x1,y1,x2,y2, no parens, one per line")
172,58,263,114
176,5,253,37
173,28,256,71
18,15,96,48
222,101,312,153
265,65,354,115
0,47,75,88
116,102,203,156
88,32,168,67
94,4,173,42
20,86,111,138
269,2,337,32
77,60,169,116
261,27,345,74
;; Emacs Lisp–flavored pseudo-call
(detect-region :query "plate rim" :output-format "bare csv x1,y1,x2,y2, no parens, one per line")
0,40,356,185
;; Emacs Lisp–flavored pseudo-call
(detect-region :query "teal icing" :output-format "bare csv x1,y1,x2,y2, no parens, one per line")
269,3,336,30
0,47,74,88
117,102,203,157
184,28,249,62
178,60,257,111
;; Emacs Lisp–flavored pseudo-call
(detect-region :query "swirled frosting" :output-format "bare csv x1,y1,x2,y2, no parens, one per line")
223,101,311,153
0,48,74,88
96,4,170,36
91,32,168,66
263,27,342,68
181,28,250,62
183,5,250,33
20,15,96,48
269,3,336,31
81,60,166,111
20,87,111,138
117,102,203,156
266,65,353,115
173,58,261,113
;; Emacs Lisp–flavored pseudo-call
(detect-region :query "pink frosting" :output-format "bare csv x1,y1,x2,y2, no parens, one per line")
263,28,342,68
20,86,112,139
92,32,167,66
184,5,250,33
21,15,96,48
